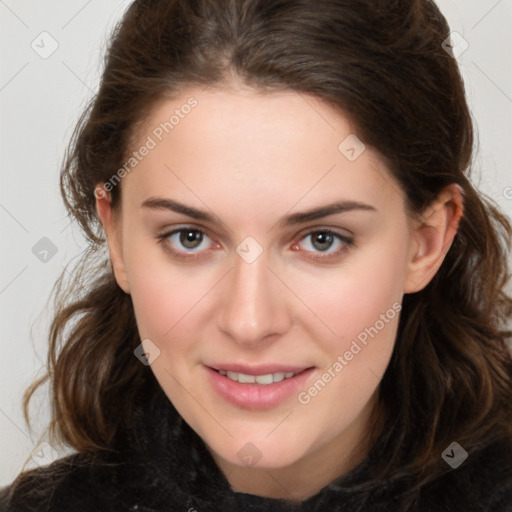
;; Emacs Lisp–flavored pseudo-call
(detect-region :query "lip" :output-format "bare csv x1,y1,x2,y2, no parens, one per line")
204,364,315,410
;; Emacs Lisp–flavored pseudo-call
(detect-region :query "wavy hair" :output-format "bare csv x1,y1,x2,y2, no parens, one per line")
22,0,512,505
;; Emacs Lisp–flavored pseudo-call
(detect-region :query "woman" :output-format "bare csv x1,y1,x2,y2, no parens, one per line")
1,0,511,510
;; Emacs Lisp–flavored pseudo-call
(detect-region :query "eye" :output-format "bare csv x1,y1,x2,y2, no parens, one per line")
293,229,354,261
302,231,339,252
157,226,218,259
170,228,208,251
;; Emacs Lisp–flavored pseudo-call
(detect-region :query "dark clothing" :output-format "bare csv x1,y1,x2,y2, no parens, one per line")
1,387,511,512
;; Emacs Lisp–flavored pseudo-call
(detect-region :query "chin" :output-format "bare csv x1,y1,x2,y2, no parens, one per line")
208,433,310,470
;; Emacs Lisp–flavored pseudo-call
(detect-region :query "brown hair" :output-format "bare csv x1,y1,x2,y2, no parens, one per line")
23,0,512,505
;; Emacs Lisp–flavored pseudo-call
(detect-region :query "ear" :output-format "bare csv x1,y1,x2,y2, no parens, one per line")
95,185,130,294
403,183,464,294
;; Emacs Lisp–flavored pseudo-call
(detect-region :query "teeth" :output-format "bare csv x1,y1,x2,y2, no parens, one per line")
255,374,273,385
238,373,256,383
219,370,298,385
227,370,239,381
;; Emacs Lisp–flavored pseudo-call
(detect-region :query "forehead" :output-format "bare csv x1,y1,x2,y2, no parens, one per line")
122,87,405,220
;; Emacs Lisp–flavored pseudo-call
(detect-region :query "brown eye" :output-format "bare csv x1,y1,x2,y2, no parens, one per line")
159,227,212,254
300,230,349,253
294,229,354,263
179,229,204,249
156,226,219,262
310,231,336,251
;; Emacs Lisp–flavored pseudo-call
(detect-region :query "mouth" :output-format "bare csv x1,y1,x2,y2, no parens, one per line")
204,364,315,410
212,368,307,385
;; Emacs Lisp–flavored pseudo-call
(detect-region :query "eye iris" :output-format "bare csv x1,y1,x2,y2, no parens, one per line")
179,230,203,249
312,232,334,251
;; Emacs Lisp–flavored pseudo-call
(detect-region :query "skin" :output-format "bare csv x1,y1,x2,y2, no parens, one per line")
96,83,463,501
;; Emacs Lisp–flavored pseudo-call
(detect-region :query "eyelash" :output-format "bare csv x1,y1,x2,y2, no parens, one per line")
156,227,214,262
156,226,354,263
294,228,354,263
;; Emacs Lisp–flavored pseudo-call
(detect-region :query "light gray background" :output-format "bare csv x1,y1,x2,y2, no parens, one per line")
1,0,511,485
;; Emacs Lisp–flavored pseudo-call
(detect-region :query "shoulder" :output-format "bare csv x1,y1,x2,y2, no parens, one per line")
0,452,146,512
0,454,86,512
326,437,512,512
417,438,512,512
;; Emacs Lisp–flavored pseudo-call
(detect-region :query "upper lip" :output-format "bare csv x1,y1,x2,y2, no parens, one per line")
206,363,314,375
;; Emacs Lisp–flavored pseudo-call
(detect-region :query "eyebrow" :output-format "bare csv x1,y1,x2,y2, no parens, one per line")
141,197,377,227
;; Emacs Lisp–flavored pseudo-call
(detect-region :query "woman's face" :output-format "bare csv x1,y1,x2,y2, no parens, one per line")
98,85,449,496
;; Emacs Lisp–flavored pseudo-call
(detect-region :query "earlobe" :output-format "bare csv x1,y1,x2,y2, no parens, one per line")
403,184,464,294
95,185,130,294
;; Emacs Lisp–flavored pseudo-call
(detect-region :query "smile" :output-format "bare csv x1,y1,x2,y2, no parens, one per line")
219,370,298,385
205,365,315,409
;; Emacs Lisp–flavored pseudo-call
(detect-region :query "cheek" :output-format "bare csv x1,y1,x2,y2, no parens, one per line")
286,227,408,415
123,240,206,341
287,229,408,350
292,264,403,434
128,267,214,344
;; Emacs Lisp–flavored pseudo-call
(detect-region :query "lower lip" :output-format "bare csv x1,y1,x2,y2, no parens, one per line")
204,366,315,410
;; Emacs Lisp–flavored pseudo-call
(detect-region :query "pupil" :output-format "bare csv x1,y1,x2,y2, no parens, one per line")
313,232,333,251
180,230,202,249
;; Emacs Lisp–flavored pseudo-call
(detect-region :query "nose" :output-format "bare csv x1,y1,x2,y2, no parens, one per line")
215,251,292,347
